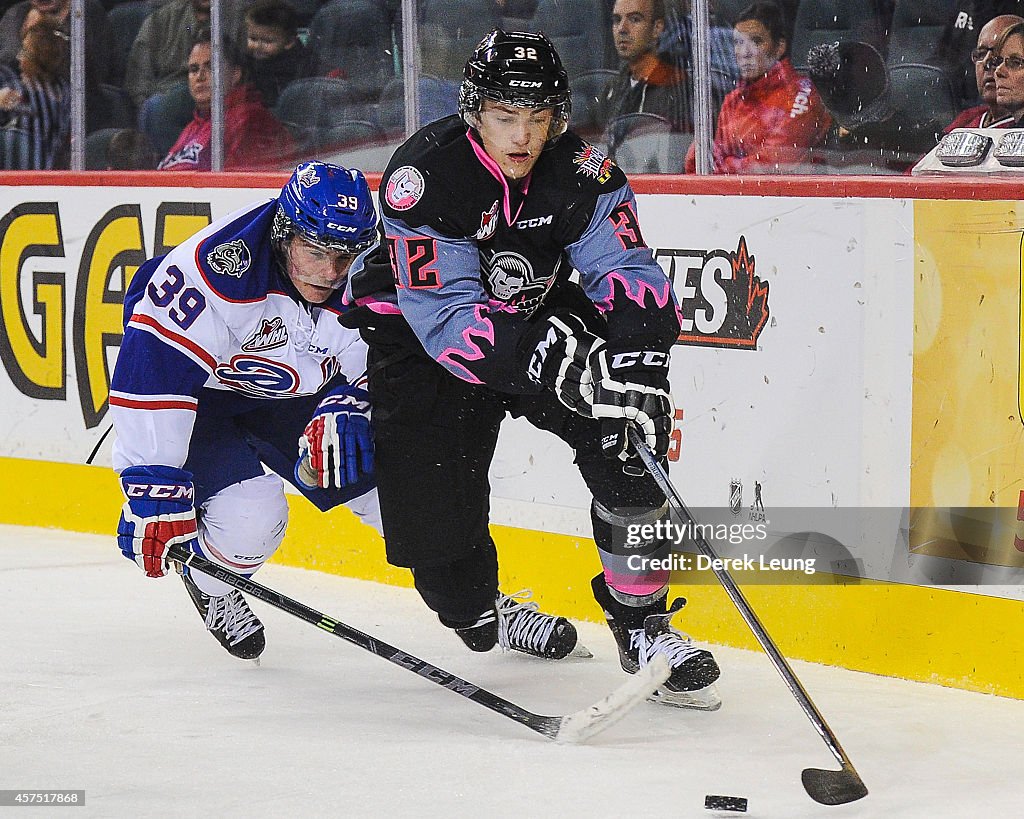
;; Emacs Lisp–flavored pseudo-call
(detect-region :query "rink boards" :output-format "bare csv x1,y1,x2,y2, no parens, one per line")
1,172,1023,698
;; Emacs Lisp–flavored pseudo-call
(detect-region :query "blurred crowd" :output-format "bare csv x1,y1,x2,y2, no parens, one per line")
0,0,1018,173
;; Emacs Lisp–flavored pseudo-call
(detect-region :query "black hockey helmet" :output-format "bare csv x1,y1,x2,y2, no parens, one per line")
459,29,572,140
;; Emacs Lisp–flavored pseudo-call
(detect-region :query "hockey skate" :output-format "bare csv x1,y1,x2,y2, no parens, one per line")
452,590,592,660
181,571,266,661
592,574,721,710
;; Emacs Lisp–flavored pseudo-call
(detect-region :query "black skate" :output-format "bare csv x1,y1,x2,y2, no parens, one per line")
452,590,591,660
181,571,265,661
593,575,721,710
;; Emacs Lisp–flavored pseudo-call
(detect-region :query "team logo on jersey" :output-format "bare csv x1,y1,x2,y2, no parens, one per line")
157,141,202,169
214,356,300,398
574,144,614,184
296,164,320,187
385,165,425,211
241,317,288,353
480,250,555,314
475,200,500,241
206,239,251,278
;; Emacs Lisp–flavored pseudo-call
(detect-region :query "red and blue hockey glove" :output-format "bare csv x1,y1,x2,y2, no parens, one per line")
296,384,374,489
589,345,674,464
117,465,198,578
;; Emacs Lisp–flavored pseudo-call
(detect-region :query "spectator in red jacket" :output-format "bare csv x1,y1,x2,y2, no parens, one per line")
685,0,830,173
945,13,1023,131
158,29,294,171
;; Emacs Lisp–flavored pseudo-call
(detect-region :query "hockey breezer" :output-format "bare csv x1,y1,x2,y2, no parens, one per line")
625,427,868,806
167,544,670,743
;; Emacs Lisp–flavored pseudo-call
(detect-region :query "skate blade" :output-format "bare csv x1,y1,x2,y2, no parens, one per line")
648,682,721,711
569,641,593,659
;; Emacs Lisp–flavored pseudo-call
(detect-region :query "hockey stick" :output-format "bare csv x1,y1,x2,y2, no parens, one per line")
167,544,670,744
626,426,868,806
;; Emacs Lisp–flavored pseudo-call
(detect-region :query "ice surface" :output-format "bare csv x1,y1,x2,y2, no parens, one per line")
2,525,1021,818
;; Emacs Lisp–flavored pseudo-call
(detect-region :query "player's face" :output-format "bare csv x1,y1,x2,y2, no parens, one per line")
733,20,785,81
285,236,356,303
246,23,291,59
475,100,554,180
994,34,1024,116
612,0,664,63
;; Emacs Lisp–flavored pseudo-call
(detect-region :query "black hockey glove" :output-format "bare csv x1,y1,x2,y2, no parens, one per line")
590,345,674,464
525,313,604,416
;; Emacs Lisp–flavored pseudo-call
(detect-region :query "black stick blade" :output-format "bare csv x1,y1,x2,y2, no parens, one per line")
801,766,869,805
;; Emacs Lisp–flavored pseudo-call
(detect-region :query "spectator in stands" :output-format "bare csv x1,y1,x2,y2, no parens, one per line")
991,19,1024,123
158,29,294,171
242,0,320,109
0,0,109,82
126,0,249,110
0,0,110,130
0,17,69,169
946,13,1024,130
107,127,159,169
685,0,830,173
936,1,1024,105
600,0,690,153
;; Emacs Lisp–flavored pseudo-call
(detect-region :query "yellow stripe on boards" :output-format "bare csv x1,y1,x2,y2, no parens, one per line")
3,457,1022,699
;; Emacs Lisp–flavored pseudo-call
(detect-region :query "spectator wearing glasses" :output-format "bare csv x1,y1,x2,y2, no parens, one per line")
0,16,69,169
991,20,1024,123
945,14,1023,131
936,2,1024,104
157,28,294,170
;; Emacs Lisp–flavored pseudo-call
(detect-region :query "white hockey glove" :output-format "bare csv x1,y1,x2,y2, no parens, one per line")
590,346,674,463
525,313,604,417
296,384,374,489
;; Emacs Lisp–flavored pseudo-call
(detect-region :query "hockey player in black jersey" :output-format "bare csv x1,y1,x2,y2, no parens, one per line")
344,30,720,707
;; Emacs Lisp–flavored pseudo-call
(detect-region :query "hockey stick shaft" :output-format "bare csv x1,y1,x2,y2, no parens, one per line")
626,427,867,805
167,543,668,744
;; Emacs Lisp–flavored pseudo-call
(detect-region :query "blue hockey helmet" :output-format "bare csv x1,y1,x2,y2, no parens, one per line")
273,161,378,253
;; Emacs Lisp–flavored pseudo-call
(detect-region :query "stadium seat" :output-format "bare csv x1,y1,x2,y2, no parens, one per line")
606,112,689,173
885,63,957,152
106,0,155,88
275,77,381,152
885,0,958,66
569,68,618,137
376,74,460,134
314,120,384,152
85,128,120,170
309,0,395,100
526,0,608,78
419,0,500,82
90,84,136,132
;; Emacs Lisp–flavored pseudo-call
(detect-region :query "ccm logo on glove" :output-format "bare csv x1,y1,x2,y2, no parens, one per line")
124,483,195,500
607,350,669,371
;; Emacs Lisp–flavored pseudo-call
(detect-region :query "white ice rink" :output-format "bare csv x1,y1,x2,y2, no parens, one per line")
3,524,1021,818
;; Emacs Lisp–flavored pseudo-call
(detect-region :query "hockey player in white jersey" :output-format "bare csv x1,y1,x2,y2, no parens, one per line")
110,161,381,661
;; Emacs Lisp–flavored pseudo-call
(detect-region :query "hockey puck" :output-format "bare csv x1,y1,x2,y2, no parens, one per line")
704,794,748,812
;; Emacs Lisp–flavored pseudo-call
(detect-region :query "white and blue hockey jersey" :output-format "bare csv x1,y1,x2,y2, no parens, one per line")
110,199,369,472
